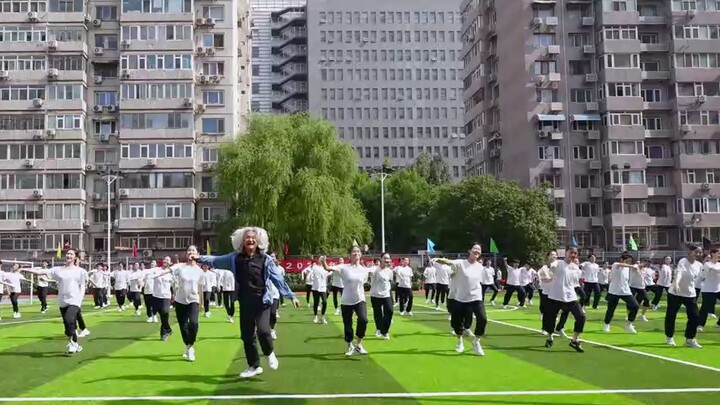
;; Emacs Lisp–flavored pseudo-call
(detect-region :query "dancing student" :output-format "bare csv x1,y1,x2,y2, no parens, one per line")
541,246,585,353
537,251,558,327
581,255,601,310
310,258,332,324
209,267,219,308
12,250,89,354
502,258,526,308
320,246,373,356
142,260,158,322
330,258,345,315
698,248,720,332
217,268,237,323
103,264,111,307
88,263,108,309
433,257,451,310
35,260,51,313
423,260,436,304
268,253,282,339
146,256,175,340
112,262,130,311
3,264,27,319
196,227,299,378
603,252,641,334
301,259,315,307
370,253,394,339
495,267,503,291
201,265,214,318
395,258,414,316
652,256,673,311
665,244,704,348
433,244,488,356
128,265,145,316
481,259,499,306
629,259,653,322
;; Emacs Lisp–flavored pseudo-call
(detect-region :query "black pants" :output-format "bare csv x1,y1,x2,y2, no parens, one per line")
37,287,48,310
631,287,650,308
9,292,19,313
651,285,668,306
153,297,172,337
93,288,105,307
502,285,526,306
130,291,142,310
174,301,199,346
543,298,585,335
144,294,156,317
604,293,639,324
217,287,223,306
331,286,343,309
312,290,328,316
424,282,436,301
59,305,80,342
305,284,312,303
210,286,218,303
270,298,279,329
435,283,449,306
583,282,601,309
77,310,86,330
341,302,368,343
539,292,548,317
223,291,237,317
665,293,699,339
450,300,487,336
370,296,393,335
239,297,273,368
699,291,720,327
203,291,212,313
397,287,413,312
393,283,399,303
115,289,127,307
482,283,499,302
524,284,535,301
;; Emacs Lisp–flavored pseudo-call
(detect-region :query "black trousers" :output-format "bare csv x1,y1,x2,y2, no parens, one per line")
543,298,585,335
37,287,48,310
665,293,699,339
699,291,720,327
115,289,127,307
130,291,142,310
604,293,639,324
582,282,602,309
397,287,413,312
370,296,393,334
312,290,328,316
524,284,535,301
174,301,199,346
217,287,223,306
435,283,449,306
502,284,526,306
424,282,436,301
305,284,312,303
331,286,343,309
77,310,86,330
539,292,548,317
223,291,237,317
270,298,279,329
210,286,218,303
631,287,650,308
450,300,487,336
482,283,499,302
393,283,399,303
651,285,668,306
59,305,81,342
341,301,368,343
144,294,157,317
152,297,172,337
239,297,273,368
93,288,104,307
9,292,19,313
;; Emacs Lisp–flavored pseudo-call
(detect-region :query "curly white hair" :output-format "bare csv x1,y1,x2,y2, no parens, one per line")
231,227,270,253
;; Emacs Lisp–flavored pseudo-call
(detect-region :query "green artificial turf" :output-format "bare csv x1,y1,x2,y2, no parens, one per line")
0,293,719,404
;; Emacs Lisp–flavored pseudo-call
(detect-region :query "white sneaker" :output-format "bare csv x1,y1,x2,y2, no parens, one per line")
375,330,382,338
345,343,356,356
455,339,464,353
118,307,123,312
13,312,20,319
471,339,484,356
313,316,319,323
381,333,390,340
334,308,341,316
94,306,101,310
183,348,188,359
307,302,311,308
228,315,235,323
354,343,368,355
541,330,548,336
187,347,196,362
685,339,702,349
322,316,328,324
624,322,637,334
66,342,77,354
503,305,510,309
75,343,83,353
652,305,659,311
152,315,158,323
434,306,441,311
463,329,475,338
267,352,279,370
447,315,452,321
400,311,406,316
603,324,611,332
77,329,90,338
490,301,496,306
239,366,264,378
270,330,277,340
276,312,280,319
641,315,648,322
204,312,211,318
135,310,141,316
666,337,676,346
407,311,413,316
146,317,153,323
710,313,717,319
697,326,704,332
527,300,533,306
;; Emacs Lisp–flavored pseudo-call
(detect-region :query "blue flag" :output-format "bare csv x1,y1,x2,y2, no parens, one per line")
426,238,436,253
571,236,578,247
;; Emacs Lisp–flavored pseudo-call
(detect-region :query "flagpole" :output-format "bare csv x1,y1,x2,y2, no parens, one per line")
620,183,626,251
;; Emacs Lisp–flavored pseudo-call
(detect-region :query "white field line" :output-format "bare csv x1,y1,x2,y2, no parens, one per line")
2,387,720,402
0,310,107,327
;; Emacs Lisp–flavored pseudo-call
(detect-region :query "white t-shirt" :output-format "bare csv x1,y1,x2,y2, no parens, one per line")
642,268,656,287
311,266,331,292
201,271,215,293
433,262,451,285
46,265,87,308
330,267,344,288
608,263,633,296
3,272,26,293
598,268,610,284
629,267,646,289
480,266,495,285
670,258,703,298
89,270,106,289
370,267,393,298
141,269,154,294
128,271,144,292
446,259,484,303
395,266,413,289
538,265,553,292
694,266,704,289
113,269,130,289
506,266,522,286
701,261,720,293
657,264,672,287
547,260,581,303
581,262,600,283
37,273,50,288
301,265,314,285
423,266,436,284
173,264,205,304
219,269,236,291
150,268,174,299
520,267,535,285
332,264,372,305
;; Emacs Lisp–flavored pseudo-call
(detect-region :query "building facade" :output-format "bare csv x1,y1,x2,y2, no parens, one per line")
306,0,467,178
249,0,307,114
461,0,720,251
0,0,250,261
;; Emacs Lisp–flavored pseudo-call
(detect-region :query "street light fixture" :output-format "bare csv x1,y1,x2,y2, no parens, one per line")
369,165,395,253
102,170,121,269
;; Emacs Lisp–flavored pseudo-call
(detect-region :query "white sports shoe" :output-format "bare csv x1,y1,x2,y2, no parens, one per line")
322,316,328,324
135,310,141,316
270,330,277,340
334,308,341,316
455,339,464,353
182,349,188,358
685,339,702,349
556,329,569,339
381,333,390,340
227,315,233,323
146,317,153,323
375,330,382,338
268,352,279,370
152,315,158,323
407,311,413,316
666,337,676,346
490,301,496,306
641,315,648,322
345,343,356,356
471,339,484,356
354,343,368,355
603,324,611,332
400,311,406,316
624,322,637,334
187,347,196,362
313,316,319,323
13,312,21,319
204,312,211,318
239,366,263,378
66,342,77,354
709,313,717,319
697,326,704,332
77,329,90,338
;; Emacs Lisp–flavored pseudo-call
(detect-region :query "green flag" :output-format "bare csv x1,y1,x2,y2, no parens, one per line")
628,235,638,251
352,239,359,247
489,238,499,254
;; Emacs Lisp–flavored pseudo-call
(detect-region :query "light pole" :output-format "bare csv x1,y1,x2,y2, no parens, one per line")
102,173,119,269
371,166,394,253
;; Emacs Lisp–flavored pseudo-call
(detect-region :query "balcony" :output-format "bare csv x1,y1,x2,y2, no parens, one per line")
121,69,194,81
0,69,46,83
120,98,189,110
49,40,88,54
591,217,604,227
602,96,644,111
643,100,673,110
602,68,643,83
118,157,195,171
641,70,671,80
600,40,641,54
644,129,673,139
599,11,639,25
46,99,87,112
586,130,601,140
119,128,194,140
121,39,194,52
48,70,87,82
119,188,196,200
677,154,720,170
637,16,667,25
117,218,196,231
640,43,669,52
120,12,194,23
1,40,46,54
647,187,677,197
674,68,720,82
646,157,674,168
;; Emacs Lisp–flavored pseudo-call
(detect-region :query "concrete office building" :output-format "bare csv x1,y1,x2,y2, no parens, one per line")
307,0,467,179
0,0,251,261
249,0,307,114
461,0,720,250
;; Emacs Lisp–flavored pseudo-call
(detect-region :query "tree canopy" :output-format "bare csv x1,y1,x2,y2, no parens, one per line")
215,113,372,256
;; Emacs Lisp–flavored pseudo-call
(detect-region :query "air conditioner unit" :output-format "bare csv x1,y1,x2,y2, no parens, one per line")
196,46,207,54
48,68,59,78
362,37,369,43
119,189,129,197
33,133,43,140
121,39,131,48
93,75,103,84
199,74,208,83
93,105,103,112
210,75,219,82
26,220,37,229
99,134,109,142
195,104,207,113
183,97,193,106
532,17,542,26
585,73,598,82
147,158,157,166
583,45,595,54
92,19,102,27
106,105,117,112
94,47,103,55
46,129,56,138
206,17,216,25
48,40,58,49
702,183,711,191
687,9,697,17
586,102,599,111
544,16,559,26
535,75,545,85
196,17,206,25
92,192,101,200
86,164,96,171
83,220,90,227
32,98,44,107
121,70,130,79
198,193,207,199
697,95,707,104
681,124,692,132
33,189,43,197
208,192,218,199
24,159,34,167
84,15,91,23
538,130,548,138
206,47,215,55
0,71,8,79
27,11,38,22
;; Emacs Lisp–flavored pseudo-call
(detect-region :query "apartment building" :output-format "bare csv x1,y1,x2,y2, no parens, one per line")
306,0,467,179
461,0,720,251
249,0,307,114
0,0,250,261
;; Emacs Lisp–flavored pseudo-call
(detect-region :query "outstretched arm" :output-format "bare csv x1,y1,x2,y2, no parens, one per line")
266,258,299,308
196,253,235,270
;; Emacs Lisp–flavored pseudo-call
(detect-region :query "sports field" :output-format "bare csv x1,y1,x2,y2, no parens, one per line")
1,294,719,404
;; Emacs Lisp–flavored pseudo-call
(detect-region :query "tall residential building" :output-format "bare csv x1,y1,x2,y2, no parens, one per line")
461,0,720,251
0,0,250,261
249,0,308,114
306,0,467,179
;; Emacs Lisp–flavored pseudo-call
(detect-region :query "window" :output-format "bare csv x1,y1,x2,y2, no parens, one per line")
120,173,193,189
605,54,640,68
95,5,117,20
604,170,646,185
533,34,555,47
47,84,82,100
201,62,224,75
573,146,595,160
644,144,668,159
568,33,591,47
603,113,642,126
122,0,192,13
641,88,662,102
48,114,82,130
647,202,668,217
95,34,118,50
538,146,560,160
120,143,192,159
120,113,191,129
202,90,224,105
574,174,597,189
538,174,561,188
121,83,191,100
120,53,193,70
202,33,224,48
647,173,666,188
570,88,593,102
201,118,224,135
611,0,628,11
575,203,597,218
604,26,637,40
94,91,117,105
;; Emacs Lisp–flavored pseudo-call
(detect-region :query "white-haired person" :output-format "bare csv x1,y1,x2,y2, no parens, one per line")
10,249,89,354
194,227,299,379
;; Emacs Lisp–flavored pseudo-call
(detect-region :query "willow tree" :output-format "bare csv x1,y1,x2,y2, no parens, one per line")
215,113,372,256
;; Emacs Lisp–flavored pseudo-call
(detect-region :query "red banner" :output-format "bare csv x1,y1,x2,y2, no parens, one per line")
280,258,401,273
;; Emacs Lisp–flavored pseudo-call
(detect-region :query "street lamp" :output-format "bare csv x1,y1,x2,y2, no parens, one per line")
102,172,120,269
369,165,394,253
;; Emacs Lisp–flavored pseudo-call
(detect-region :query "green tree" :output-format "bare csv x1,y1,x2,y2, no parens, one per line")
411,152,451,185
215,114,372,256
